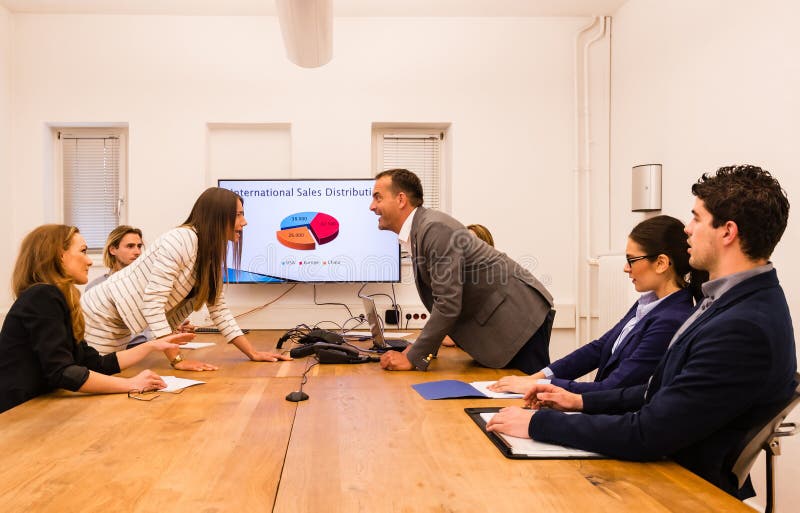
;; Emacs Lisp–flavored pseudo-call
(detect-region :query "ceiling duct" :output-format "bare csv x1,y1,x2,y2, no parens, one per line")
275,0,333,68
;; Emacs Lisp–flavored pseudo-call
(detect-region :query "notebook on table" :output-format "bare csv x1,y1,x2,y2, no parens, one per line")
466,407,605,459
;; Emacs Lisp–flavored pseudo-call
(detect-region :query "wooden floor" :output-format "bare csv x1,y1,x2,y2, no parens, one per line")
0,331,754,512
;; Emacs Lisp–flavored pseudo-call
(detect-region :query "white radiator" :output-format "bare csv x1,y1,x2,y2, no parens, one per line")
597,255,639,332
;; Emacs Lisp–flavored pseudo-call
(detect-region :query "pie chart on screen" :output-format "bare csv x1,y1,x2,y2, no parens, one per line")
276,212,340,250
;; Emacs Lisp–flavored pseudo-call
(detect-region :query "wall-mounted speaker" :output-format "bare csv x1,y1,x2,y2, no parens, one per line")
632,164,662,212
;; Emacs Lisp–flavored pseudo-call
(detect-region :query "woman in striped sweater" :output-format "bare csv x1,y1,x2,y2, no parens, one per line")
81,187,290,371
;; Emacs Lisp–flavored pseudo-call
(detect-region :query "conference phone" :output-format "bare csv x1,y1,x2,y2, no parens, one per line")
289,342,377,364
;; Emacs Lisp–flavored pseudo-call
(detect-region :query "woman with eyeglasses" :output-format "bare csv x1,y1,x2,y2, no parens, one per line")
0,225,192,413
81,187,290,371
489,215,705,394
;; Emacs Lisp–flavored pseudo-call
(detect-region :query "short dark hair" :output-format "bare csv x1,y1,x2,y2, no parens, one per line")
692,165,789,261
375,168,424,207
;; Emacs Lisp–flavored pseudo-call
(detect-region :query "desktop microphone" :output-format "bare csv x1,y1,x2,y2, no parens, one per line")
285,390,309,402
285,357,317,402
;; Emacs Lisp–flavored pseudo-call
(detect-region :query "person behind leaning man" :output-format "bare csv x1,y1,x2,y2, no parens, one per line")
0,225,192,413
370,168,555,372
489,215,704,394
81,187,291,371
487,165,796,500
85,225,194,348
466,224,495,247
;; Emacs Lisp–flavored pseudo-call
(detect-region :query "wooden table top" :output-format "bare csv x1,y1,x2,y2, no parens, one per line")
0,330,752,512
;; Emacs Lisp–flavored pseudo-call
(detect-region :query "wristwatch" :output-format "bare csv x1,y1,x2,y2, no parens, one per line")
169,353,184,368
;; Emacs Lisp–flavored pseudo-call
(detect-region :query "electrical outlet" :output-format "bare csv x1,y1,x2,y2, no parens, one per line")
401,309,429,329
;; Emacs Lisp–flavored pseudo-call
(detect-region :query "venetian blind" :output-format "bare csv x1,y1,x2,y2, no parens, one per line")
61,132,121,250
380,134,441,210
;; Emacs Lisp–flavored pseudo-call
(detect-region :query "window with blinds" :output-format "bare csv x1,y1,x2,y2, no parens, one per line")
377,132,443,210
60,129,124,250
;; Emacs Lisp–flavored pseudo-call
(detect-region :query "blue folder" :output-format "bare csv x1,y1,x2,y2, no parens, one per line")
411,380,489,400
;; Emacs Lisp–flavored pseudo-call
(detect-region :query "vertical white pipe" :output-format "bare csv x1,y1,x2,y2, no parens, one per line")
582,17,607,346
573,17,599,351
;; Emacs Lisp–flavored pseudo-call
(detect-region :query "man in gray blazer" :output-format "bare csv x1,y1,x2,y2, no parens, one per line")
370,169,555,372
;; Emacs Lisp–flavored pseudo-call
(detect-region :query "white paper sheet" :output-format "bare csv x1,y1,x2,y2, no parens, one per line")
160,375,206,393
179,342,216,350
470,381,524,399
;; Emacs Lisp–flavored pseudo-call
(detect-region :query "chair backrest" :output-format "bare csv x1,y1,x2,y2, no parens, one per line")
732,372,800,488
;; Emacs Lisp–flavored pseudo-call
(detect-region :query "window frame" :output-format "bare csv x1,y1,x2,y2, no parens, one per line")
372,125,450,214
52,126,128,253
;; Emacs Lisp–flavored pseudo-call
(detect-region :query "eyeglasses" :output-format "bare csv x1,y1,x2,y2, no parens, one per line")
625,254,658,267
127,389,160,401
127,388,184,401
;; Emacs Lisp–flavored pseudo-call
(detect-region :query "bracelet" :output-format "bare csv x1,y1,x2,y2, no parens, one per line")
169,353,184,368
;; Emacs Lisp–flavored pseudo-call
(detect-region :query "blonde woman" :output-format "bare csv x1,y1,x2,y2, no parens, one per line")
466,224,495,247
82,187,290,371
0,225,190,413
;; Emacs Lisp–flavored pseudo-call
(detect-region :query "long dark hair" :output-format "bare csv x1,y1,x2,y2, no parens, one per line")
629,215,707,302
182,187,243,308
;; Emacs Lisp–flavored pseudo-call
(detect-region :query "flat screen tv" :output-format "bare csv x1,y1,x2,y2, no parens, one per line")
219,178,400,283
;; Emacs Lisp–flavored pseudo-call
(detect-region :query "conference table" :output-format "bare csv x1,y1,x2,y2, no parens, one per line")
0,331,754,513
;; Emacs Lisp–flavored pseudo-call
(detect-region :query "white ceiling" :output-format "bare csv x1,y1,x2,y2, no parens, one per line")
0,0,627,17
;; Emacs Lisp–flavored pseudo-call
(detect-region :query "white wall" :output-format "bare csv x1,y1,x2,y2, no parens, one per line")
0,6,12,303
7,14,585,356
610,0,800,508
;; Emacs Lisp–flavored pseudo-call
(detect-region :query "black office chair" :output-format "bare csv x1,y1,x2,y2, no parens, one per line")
731,372,800,513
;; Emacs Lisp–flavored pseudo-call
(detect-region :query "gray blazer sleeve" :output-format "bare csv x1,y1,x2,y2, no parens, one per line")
406,223,465,370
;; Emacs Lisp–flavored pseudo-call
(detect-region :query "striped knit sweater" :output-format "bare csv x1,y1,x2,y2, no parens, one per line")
81,226,243,345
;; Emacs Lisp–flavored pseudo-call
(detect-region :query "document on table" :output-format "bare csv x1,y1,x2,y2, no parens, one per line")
412,380,524,399
465,408,605,459
160,375,206,393
180,342,216,350
470,381,524,399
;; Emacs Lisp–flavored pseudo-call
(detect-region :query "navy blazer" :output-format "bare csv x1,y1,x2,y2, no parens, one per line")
530,269,797,498
549,288,694,392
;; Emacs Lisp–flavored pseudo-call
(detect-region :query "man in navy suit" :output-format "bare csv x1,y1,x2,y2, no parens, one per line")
487,165,796,499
